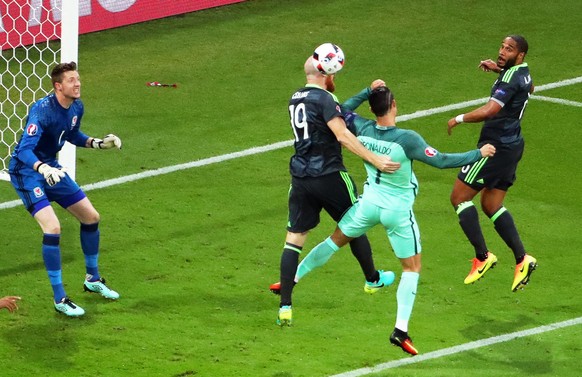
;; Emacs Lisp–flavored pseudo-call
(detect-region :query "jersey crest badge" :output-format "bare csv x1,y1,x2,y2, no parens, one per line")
26,124,38,136
33,187,44,198
424,147,437,157
71,116,78,129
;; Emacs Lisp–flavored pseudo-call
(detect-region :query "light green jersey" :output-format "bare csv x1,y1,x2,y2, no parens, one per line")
342,88,482,210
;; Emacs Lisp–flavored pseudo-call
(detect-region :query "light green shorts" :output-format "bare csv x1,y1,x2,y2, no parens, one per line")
338,198,421,259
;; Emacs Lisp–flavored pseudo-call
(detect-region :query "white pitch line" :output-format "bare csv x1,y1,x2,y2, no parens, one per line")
0,140,294,210
534,76,582,91
1,75,581,211
531,95,582,107
329,316,582,377
396,75,582,121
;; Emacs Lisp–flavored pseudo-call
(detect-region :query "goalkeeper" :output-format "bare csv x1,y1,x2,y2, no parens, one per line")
8,62,121,317
293,82,495,355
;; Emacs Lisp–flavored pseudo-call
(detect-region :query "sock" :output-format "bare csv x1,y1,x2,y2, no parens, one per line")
395,271,420,333
392,327,408,338
42,234,66,302
80,222,100,281
279,242,302,307
296,237,340,281
490,207,526,263
456,201,488,261
368,270,380,284
348,235,377,282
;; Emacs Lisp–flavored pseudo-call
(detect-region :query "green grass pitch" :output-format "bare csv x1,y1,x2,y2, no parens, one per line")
0,0,581,376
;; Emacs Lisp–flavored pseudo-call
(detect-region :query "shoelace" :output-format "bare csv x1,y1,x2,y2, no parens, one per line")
62,297,77,308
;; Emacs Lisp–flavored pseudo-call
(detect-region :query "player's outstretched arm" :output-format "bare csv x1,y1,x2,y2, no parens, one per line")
89,134,122,149
447,100,502,135
0,296,21,313
478,59,501,73
341,80,385,112
406,131,492,169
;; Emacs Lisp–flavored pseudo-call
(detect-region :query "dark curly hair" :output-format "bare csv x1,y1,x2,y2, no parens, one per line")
507,35,529,54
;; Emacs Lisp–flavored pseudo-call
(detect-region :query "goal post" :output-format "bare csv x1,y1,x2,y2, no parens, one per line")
59,0,79,180
1,0,245,183
0,0,79,182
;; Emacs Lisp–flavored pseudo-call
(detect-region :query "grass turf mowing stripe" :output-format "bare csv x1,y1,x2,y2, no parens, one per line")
1,75,581,211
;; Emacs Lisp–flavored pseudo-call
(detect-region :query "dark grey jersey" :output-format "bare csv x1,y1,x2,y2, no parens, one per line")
288,84,346,177
480,63,533,145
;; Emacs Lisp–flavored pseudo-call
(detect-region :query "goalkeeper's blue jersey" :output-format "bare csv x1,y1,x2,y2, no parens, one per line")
9,93,88,171
343,89,482,210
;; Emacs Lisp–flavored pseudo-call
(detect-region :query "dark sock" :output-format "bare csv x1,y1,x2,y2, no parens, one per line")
80,222,100,280
279,243,302,307
368,270,380,283
348,235,376,282
392,327,408,338
42,234,66,302
457,202,488,261
490,208,526,263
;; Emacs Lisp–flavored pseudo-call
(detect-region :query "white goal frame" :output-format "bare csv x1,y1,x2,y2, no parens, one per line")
0,0,79,182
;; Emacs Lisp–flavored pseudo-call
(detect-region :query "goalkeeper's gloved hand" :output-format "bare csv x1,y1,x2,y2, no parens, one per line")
36,163,66,187
91,134,122,149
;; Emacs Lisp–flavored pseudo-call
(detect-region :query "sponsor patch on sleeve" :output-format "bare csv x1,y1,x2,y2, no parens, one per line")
26,124,38,136
494,88,506,96
424,147,438,157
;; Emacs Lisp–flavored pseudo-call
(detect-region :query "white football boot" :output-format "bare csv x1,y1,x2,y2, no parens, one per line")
83,275,120,300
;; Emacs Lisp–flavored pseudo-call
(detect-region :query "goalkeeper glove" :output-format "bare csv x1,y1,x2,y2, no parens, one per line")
91,134,122,149
36,163,66,187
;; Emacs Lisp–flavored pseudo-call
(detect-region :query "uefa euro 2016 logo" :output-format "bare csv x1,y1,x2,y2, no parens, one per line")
26,124,38,136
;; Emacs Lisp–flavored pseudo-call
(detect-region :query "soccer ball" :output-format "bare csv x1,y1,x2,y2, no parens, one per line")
312,43,345,75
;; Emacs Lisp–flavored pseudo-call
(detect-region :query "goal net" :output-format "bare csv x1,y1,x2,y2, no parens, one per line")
0,0,78,182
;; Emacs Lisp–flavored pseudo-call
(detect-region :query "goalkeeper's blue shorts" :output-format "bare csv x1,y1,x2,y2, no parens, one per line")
338,197,421,259
9,164,86,215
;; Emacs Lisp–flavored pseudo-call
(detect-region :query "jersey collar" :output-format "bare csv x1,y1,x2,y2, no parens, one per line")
304,83,339,103
502,62,528,71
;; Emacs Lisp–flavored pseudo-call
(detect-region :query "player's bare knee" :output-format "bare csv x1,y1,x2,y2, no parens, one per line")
86,210,100,224
44,223,61,234
450,192,464,207
481,202,501,217
77,208,100,224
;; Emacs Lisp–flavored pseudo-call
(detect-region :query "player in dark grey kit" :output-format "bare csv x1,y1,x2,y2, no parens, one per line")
274,56,400,326
287,82,495,355
447,34,537,292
